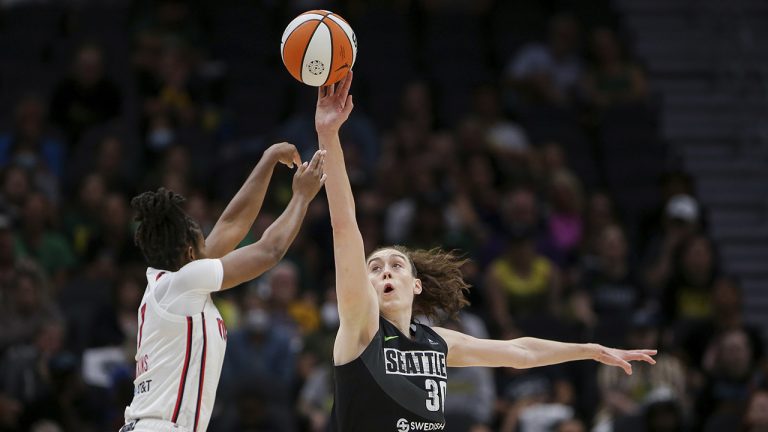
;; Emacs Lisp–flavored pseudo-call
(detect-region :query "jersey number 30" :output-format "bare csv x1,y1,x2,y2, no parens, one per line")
425,379,446,412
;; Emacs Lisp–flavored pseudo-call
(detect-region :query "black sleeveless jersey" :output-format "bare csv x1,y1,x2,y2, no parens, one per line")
330,317,449,432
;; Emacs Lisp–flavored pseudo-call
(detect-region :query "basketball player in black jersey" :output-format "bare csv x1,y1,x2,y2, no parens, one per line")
316,72,657,432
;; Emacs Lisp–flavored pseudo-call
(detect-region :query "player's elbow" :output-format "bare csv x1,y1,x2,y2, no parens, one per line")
506,338,536,369
253,237,289,269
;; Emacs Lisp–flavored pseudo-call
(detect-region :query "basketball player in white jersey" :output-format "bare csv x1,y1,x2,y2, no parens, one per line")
120,143,327,432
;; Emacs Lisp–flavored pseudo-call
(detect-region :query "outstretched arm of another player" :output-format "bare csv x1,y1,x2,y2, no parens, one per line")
433,327,656,375
204,142,302,258
316,72,380,364
219,150,326,290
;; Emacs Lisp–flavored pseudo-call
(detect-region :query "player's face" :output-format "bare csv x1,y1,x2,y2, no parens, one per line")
366,249,421,313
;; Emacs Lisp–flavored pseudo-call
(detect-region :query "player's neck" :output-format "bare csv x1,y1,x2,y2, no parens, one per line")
382,310,414,339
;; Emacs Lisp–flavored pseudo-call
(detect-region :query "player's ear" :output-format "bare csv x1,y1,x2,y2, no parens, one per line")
187,245,196,262
414,278,422,295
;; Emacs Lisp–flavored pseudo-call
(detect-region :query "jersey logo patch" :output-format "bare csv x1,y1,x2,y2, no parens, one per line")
384,335,399,342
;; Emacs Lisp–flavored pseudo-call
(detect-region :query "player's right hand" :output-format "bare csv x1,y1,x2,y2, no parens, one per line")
315,71,354,135
292,149,327,199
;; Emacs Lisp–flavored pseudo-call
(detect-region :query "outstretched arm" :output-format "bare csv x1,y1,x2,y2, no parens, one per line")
205,142,301,258
316,72,380,365
219,150,325,289
433,327,656,375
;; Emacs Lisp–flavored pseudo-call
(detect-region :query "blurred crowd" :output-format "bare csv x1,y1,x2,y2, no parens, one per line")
0,1,765,432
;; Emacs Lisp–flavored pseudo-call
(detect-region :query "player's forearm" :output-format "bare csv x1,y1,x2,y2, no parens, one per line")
510,337,598,369
219,152,276,225
206,154,277,256
318,131,358,231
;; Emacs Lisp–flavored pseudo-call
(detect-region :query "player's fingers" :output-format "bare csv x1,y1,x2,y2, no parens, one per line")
326,83,335,97
342,95,354,116
610,354,633,375
308,149,324,172
296,161,309,176
320,173,328,184
339,71,353,100
628,353,656,364
292,149,301,168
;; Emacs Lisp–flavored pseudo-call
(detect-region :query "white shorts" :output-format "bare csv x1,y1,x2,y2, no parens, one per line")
119,419,190,432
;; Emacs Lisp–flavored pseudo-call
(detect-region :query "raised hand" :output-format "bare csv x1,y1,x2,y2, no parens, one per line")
266,141,301,168
292,149,327,199
594,346,657,375
316,71,354,135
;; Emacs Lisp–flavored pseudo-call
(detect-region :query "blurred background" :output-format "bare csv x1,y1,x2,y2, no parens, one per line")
0,0,767,431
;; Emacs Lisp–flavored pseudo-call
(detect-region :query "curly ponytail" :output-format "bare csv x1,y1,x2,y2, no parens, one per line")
373,246,471,321
131,187,199,271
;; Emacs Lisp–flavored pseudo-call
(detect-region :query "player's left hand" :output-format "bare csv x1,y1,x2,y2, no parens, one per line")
593,345,657,375
316,71,354,135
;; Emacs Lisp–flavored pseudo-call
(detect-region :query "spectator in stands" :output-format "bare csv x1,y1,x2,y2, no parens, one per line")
679,276,764,374
0,319,90,431
486,223,561,335
637,171,696,251
582,28,648,109
50,44,122,146
505,13,583,106
224,290,299,390
741,388,768,432
696,328,756,428
543,169,584,268
644,194,702,295
0,215,17,292
267,260,320,335
89,271,143,351
594,310,686,431
554,419,586,432
83,192,141,266
572,224,644,346
0,165,33,222
132,0,208,52
0,96,65,186
442,316,495,432
663,233,719,323
91,135,134,195
496,363,578,432
0,264,61,353
62,174,106,259
14,193,75,284
298,287,340,432
581,191,619,258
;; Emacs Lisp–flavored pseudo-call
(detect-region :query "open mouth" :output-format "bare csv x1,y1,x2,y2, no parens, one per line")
384,283,394,294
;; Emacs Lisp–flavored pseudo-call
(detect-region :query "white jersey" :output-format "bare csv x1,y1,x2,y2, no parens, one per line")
124,259,228,432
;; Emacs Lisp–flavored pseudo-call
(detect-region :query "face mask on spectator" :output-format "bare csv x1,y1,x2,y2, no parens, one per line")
148,128,174,150
244,309,270,334
321,302,340,329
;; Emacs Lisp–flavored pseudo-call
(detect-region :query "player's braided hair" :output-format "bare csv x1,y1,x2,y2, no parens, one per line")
371,246,471,322
131,188,199,271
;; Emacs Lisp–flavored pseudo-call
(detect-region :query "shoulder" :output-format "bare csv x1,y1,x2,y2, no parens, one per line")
177,258,223,276
422,325,451,351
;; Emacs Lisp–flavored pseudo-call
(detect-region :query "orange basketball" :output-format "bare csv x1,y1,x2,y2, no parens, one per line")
281,10,357,87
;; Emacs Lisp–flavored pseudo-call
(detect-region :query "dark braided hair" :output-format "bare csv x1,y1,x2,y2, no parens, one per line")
131,188,199,271
369,246,471,322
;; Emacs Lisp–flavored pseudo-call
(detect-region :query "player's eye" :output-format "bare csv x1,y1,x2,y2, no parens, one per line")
370,265,381,272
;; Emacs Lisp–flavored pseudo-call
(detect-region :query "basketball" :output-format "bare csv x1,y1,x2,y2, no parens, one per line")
280,10,357,87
